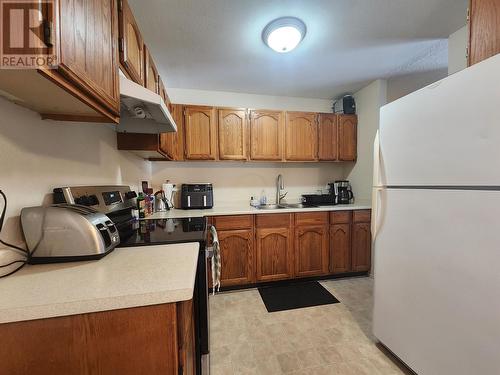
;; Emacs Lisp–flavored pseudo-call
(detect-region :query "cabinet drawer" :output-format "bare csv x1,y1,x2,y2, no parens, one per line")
295,212,328,226
353,210,371,223
212,215,253,230
330,211,352,224
255,213,292,228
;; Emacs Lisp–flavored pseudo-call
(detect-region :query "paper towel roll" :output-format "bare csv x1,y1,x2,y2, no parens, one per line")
162,182,175,208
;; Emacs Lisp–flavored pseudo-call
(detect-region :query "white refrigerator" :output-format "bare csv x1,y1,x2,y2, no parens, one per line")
372,54,500,375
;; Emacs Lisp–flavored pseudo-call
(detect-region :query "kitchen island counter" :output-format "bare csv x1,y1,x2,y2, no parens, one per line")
0,243,199,324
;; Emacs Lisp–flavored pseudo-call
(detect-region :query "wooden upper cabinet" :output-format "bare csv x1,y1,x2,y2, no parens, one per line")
285,112,318,161
118,0,145,85
184,106,217,160
144,46,159,94
58,0,120,115
218,108,248,160
318,114,338,161
250,110,284,161
158,77,171,107
159,103,184,160
468,0,500,66
218,229,255,286
338,115,357,161
294,225,329,278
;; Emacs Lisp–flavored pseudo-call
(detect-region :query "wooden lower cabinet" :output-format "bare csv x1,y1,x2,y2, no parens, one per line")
330,223,352,274
255,227,294,282
218,229,255,286
0,301,195,375
294,225,329,277
177,300,196,375
210,210,371,288
352,222,372,272
330,210,371,274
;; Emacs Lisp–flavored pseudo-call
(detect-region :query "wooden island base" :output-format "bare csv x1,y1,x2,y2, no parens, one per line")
0,300,195,375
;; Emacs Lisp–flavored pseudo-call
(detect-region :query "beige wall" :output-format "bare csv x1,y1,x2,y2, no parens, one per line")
448,26,468,75
345,79,387,202
151,162,344,206
386,69,448,103
0,98,149,249
152,88,345,205
168,88,333,112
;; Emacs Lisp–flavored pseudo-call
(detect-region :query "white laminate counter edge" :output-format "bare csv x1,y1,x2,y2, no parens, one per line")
148,201,372,220
0,243,199,324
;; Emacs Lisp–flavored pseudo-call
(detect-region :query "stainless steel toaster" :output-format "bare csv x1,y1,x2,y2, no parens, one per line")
21,204,120,264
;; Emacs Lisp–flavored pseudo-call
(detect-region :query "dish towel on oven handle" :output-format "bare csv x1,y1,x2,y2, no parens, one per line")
210,225,221,294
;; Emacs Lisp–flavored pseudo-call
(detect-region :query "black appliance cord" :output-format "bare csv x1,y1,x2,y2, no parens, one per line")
0,190,28,278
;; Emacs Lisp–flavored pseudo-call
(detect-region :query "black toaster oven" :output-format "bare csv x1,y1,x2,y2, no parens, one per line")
180,184,213,209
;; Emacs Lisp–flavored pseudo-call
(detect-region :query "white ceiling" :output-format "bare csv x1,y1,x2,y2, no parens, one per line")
129,0,467,99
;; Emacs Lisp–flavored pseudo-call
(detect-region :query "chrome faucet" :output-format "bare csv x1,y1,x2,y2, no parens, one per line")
276,174,288,205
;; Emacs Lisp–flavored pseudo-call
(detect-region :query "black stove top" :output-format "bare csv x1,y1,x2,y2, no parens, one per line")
117,217,208,248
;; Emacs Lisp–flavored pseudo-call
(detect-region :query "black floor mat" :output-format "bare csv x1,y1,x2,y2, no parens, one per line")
258,281,340,312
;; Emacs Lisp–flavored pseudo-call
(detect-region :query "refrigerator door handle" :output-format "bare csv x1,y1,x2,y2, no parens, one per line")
373,130,381,188
371,187,386,241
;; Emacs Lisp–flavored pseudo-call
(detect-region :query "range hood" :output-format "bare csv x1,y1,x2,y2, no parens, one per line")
116,74,177,134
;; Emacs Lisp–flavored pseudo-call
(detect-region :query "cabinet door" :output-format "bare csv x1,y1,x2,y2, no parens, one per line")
352,222,371,272
218,229,254,286
59,0,120,115
184,106,217,160
250,110,284,160
295,225,329,277
144,46,159,93
285,112,318,161
177,300,195,375
330,224,351,274
218,109,248,160
318,114,338,161
338,115,357,161
118,0,145,85
159,104,184,160
256,227,293,281
158,77,171,106
468,0,500,66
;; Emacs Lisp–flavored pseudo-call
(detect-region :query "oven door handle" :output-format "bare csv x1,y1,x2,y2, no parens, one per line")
205,246,214,259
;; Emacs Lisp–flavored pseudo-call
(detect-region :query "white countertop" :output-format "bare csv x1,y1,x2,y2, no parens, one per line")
147,200,372,219
0,243,199,324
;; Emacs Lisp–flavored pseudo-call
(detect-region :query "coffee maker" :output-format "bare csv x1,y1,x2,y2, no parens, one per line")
331,180,354,205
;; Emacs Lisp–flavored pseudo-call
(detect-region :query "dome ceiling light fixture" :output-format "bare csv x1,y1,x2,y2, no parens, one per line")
262,16,307,53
